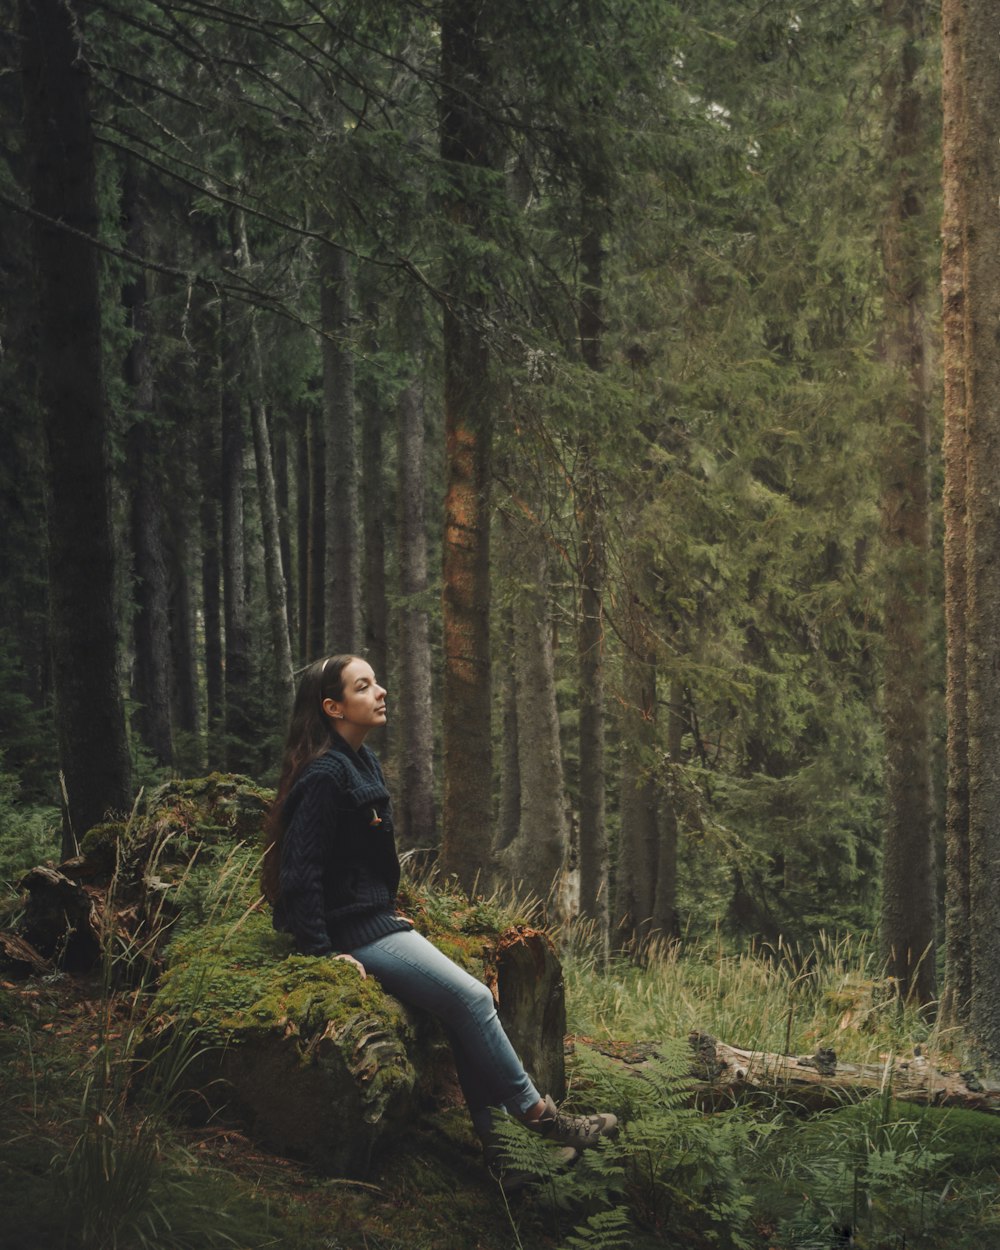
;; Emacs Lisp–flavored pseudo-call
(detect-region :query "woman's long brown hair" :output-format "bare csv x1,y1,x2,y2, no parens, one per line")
261,655,358,904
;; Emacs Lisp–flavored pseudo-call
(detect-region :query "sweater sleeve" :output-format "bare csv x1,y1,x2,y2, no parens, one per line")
279,772,340,956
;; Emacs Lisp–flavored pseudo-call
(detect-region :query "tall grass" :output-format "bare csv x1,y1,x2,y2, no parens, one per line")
560,926,949,1065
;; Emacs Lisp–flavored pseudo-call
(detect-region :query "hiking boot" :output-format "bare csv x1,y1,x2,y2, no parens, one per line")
527,1094,618,1151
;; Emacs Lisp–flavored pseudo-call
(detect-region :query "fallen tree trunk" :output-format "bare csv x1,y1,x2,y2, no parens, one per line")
687,1032,1000,1115
151,912,565,1176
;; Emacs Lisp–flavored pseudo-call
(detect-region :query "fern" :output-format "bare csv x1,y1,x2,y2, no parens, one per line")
560,1206,633,1250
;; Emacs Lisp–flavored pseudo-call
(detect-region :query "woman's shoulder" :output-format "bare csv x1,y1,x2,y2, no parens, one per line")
284,751,352,812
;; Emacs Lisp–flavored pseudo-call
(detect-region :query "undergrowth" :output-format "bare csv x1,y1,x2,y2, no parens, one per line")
1,840,999,1249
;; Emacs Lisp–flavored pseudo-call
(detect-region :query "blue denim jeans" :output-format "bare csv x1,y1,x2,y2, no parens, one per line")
350,928,541,1136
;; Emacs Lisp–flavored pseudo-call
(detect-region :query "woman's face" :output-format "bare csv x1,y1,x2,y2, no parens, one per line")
323,658,387,743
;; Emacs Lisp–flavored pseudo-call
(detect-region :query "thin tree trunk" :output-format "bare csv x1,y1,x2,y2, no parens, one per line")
220,300,254,774
878,0,936,1006
941,0,971,1027
577,187,609,957
167,482,200,766
231,211,294,727
321,242,361,653
20,0,132,847
123,160,173,769
438,0,497,890
496,508,571,918
296,412,311,664
495,610,520,860
305,394,326,661
200,336,224,752
275,417,296,660
616,644,659,952
360,297,389,710
395,309,435,848
650,678,683,942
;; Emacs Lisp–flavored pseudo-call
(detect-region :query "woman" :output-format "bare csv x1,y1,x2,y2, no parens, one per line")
263,654,616,1180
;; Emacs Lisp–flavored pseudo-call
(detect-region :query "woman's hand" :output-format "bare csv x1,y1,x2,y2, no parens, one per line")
333,953,367,978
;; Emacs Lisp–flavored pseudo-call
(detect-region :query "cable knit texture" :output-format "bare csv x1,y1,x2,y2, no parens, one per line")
273,734,412,955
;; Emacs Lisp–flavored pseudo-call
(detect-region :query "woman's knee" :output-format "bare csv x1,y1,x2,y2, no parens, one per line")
439,976,497,1030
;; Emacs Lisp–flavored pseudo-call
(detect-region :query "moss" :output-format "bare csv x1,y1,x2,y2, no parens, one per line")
155,911,406,1049
397,877,530,979
77,821,127,872
144,774,272,847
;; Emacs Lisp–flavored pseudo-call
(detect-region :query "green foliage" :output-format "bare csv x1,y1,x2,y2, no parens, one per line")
760,1096,1000,1249
504,1043,765,1249
0,764,60,894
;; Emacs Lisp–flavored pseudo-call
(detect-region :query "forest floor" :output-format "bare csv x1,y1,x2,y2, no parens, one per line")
5,955,1000,1250
0,968,621,1250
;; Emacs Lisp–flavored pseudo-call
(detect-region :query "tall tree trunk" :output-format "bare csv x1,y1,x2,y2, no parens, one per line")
953,0,1000,1064
651,677,683,942
360,296,389,711
167,481,200,768
123,160,173,769
305,394,326,662
220,301,254,774
940,0,971,1028
495,507,571,919
395,308,436,848
616,643,659,952
321,242,361,653
577,186,610,957
200,331,224,753
438,0,498,891
20,0,132,848
878,0,936,1006
231,211,294,728
295,413,310,664
275,415,296,661
495,610,520,861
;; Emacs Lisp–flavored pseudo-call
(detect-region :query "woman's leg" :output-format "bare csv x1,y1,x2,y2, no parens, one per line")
350,928,541,1131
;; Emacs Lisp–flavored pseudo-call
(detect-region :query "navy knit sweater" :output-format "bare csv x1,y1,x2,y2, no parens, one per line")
273,734,411,956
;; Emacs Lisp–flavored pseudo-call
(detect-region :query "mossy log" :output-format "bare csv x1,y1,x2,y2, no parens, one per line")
9,774,567,1177
152,913,566,1176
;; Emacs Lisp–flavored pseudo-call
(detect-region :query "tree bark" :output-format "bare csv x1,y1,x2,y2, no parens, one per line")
878,0,937,1008
360,297,389,720
438,0,498,891
321,241,361,653
954,0,1000,1066
955,0,1000,1065
305,394,326,662
681,1032,1000,1117
940,0,971,1028
220,300,254,773
395,309,436,849
616,645,659,951
123,160,173,769
577,189,610,958
231,211,294,728
495,506,571,919
20,0,132,847
199,344,224,749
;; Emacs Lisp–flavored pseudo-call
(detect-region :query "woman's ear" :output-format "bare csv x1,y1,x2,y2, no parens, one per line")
322,696,343,721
